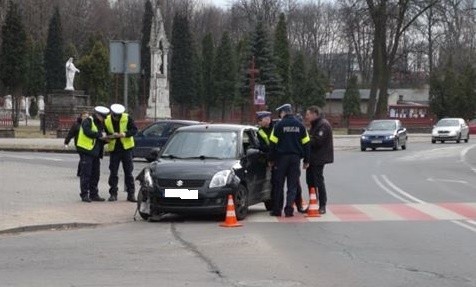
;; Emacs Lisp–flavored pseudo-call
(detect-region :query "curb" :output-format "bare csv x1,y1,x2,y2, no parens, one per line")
0,222,99,235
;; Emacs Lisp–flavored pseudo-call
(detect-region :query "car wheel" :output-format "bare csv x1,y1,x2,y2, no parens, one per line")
371,147,376,151
441,140,445,143
264,199,273,211
234,185,249,220
431,139,436,144
465,133,469,143
361,146,366,152
137,186,150,221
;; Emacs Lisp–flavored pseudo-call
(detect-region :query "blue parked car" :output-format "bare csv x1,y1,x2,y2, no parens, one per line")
360,119,407,151
133,120,201,162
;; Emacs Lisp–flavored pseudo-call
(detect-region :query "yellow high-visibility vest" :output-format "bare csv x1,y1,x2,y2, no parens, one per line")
76,117,98,151
105,113,135,151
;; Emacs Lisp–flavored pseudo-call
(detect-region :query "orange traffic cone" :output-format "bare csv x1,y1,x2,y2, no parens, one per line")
306,187,320,217
220,194,243,227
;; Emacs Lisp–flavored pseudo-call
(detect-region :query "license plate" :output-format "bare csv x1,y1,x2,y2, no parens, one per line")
164,189,198,199
371,140,382,144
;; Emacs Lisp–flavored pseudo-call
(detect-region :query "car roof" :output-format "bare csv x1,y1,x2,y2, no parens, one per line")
176,123,257,132
370,119,399,123
439,118,463,121
151,119,202,124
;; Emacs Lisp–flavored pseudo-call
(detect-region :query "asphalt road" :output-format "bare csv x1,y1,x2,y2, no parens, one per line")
1,141,476,286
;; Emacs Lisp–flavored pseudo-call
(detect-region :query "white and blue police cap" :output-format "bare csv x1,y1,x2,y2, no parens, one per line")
256,111,272,120
110,103,125,115
276,103,292,113
94,106,110,117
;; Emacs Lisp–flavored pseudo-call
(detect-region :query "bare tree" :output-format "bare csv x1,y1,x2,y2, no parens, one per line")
365,0,438,117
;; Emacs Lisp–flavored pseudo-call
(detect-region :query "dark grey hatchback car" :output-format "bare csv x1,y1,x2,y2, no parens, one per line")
135,124,273,221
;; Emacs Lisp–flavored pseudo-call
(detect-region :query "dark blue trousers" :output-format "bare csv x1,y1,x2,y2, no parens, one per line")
272,154,301,215
79,153,100,199
108,149,135,195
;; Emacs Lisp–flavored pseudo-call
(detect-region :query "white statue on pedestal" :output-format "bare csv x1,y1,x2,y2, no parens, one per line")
65,57,80,91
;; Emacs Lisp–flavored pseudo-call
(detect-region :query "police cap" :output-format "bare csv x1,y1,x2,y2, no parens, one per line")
94,106,110,117
256,111,272,120
276,103,292,113
110,103,126,115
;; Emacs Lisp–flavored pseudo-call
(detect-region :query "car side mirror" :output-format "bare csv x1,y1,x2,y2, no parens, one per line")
150,148,161,160
246,147,260,156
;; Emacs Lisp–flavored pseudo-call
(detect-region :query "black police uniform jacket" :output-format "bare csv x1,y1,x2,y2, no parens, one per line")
309,116,334,165
269,114,310,163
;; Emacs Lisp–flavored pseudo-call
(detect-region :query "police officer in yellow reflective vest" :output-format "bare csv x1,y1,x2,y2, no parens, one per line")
104,104,138,202
76,106,110,202
269,104,310,217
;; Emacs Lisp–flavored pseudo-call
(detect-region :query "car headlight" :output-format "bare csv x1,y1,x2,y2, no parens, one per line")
144,168,153,187
386,135,395,140
209,170,232,188
361,135,367,140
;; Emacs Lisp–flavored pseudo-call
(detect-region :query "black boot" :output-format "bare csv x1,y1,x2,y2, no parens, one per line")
90,195,105,202
81,196,91,203
108,194,117,202
127,193,137,202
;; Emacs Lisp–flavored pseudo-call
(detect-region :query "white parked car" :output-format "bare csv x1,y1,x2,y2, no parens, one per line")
431,118,469,144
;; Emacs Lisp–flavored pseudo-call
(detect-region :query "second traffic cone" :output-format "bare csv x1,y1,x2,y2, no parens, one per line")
306,187,320,217
220,194,243,227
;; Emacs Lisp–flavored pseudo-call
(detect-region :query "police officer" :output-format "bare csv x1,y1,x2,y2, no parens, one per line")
269,104,310,217
64,110,89,176
256,111,273,153
104,103,138,202
76,106,110,202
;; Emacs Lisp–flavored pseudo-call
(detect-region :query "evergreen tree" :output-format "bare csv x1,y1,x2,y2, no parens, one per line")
342,75,361,118
25,39,45,99
140,0,153,106
243,20,283,110
0,0,27,127
305,59,326,109
430,59,458,119
64,42,79,61
44,6,65,91
77,41,110,105
214,32,236,121
290,52,307,112
274,13,290,104
455,64,476,120
170,12,196,116
201,33,215,120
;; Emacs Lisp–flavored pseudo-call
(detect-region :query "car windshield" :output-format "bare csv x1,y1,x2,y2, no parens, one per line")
161,131,238,159
436,119,459,127
367,121,396,131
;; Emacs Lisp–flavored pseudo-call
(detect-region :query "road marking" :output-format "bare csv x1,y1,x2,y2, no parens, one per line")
246,202,476,224
460,144,476,173
372,175,411,203
427,178,468,185
0,153,64,162
372,174,476,233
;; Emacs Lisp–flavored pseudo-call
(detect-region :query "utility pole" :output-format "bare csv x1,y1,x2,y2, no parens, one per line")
247,56,259,123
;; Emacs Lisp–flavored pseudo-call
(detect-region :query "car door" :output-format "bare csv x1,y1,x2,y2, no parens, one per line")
136,122,170,150
240,129,271,204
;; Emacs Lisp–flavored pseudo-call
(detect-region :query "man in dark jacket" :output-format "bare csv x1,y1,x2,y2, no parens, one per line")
305,106,334,214
64,111,89,176
269,104,310,217
76,106,110,202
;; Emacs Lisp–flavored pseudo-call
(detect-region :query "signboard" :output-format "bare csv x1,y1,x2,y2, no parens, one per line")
109,41,124,73
109,41,141,74
254,84,265,105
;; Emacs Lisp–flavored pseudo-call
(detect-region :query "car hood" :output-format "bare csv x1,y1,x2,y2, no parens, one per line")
362,130,395,136
432,126,460,132
149,158,240,180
